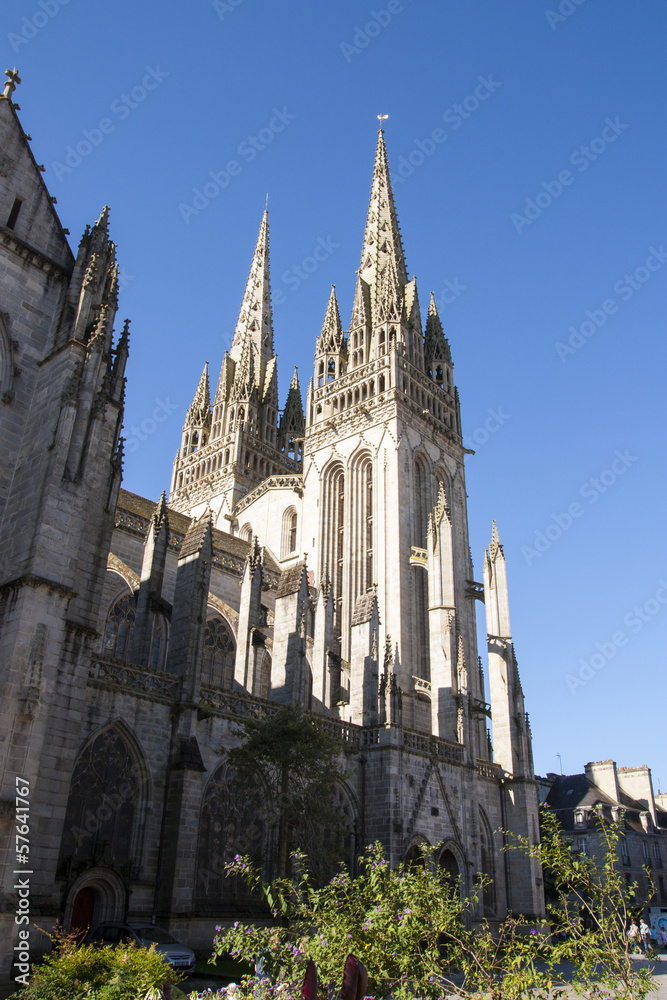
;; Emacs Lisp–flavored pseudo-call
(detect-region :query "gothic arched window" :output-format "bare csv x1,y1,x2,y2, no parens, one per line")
323,465,345,647
58,726,144,871
281,507,298,559
352,456,373,597
240,523,253,542
202,615,236,689
414,457,430,548
412,458,431,680
103,594,136,661
439,847,460,895
195,760,265,914
479,808,496,915
0,313,13,402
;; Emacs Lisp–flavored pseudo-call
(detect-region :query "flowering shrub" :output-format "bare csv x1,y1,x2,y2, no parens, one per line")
209,813,657,1000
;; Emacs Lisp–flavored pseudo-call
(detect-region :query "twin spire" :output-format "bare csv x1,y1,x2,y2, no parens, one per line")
229,209,273,368
359,129,408,293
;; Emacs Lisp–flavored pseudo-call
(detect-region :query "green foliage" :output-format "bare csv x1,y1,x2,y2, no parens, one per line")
212,810,657,1000
15,926,182,1000
224,702,350,880
514,806,655,1000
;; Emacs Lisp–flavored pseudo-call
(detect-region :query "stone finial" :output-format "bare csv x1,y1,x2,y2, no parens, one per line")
2,68,21,100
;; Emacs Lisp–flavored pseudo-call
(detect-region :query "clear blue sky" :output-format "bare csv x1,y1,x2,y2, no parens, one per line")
5,0,666,782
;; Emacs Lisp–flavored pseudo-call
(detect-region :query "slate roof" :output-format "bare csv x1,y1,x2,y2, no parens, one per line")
544,773,663,833
351,591,378,626
117,488,281,575
276,561,305,598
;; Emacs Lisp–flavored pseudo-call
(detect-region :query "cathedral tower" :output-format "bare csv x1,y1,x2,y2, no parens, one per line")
168,210,304,527
301,129,480,743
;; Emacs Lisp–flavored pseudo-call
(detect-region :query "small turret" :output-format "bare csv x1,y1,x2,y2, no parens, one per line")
180,362,211,459
278,367,304,463
314,286,347,390
424,292,453,392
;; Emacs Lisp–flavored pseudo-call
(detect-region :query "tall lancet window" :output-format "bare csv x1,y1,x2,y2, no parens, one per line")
323,464,345,648
413,457,430,680
414,458,429,549
364,460,373,592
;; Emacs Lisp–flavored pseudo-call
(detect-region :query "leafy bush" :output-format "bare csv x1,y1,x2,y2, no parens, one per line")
211,810,656,1000
15,926,182,1000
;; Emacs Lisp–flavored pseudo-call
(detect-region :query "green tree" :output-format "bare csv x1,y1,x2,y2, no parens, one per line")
224,702,350,881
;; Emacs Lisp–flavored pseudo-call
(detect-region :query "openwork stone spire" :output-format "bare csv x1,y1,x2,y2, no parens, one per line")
317,286,344,355
358,130,408,296
229,209,273,372
185,362,211,427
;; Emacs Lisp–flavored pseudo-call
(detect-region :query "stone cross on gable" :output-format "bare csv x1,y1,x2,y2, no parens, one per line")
3,68,21,100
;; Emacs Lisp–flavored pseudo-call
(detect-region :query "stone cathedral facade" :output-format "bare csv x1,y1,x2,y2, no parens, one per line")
0,75,544,976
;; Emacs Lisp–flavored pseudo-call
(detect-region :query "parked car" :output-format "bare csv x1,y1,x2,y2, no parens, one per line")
87,922,196,973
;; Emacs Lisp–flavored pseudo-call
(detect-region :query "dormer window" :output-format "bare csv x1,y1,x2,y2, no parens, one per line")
574,808,587,828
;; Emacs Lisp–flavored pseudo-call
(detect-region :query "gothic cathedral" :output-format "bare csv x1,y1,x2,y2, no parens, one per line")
0,74,544,976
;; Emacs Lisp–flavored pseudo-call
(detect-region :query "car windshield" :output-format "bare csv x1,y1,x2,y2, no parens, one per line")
133,927,179,945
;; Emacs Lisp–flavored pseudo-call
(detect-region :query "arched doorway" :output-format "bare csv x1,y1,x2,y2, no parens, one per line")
439,848,460,894
62,867,127,935
404,843,426,870
70,886,96,942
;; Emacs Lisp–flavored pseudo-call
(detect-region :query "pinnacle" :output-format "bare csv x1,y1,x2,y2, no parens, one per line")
186,362,211,426
153,491,169,532
94,206,110,232
424,293,451,364
318,285,344,354
489,519,503,560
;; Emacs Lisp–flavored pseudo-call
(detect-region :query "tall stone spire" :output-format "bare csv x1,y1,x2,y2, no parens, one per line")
229,209,273,373
358,130,408,297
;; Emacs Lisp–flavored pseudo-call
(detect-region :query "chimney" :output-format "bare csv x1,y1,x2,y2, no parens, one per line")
584,760,619,803
617,765,656,824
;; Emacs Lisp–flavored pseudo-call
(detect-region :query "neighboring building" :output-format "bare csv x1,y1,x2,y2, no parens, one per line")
538,761,667,909
0,72,544,979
